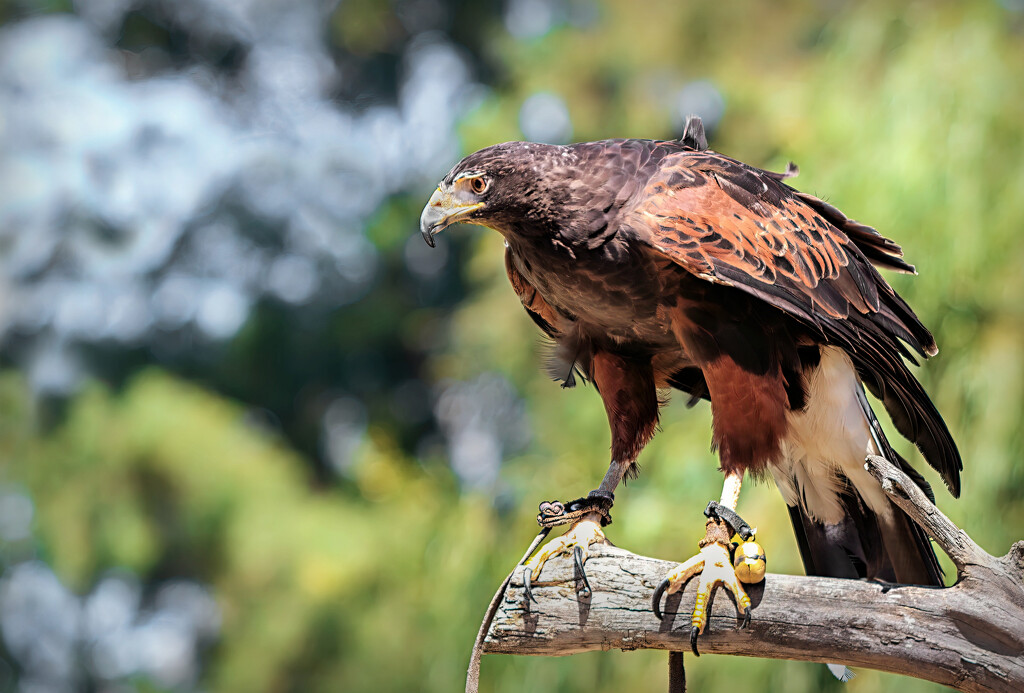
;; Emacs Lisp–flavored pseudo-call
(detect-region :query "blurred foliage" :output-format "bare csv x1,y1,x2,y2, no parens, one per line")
1,371,508,692
2,0,1024,692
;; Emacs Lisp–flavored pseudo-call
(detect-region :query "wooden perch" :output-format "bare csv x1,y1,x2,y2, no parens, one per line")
477,456,1024,692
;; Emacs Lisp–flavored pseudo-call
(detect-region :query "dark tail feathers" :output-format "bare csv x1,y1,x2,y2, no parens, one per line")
787,387,943,586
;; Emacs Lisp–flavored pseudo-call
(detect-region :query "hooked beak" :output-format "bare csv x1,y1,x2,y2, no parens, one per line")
419,187,484,248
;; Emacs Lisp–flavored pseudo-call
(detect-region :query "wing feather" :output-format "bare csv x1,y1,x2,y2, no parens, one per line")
631,149,961,495
633,151,934,355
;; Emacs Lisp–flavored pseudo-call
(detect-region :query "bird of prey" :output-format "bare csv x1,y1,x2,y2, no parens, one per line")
419,116,961,654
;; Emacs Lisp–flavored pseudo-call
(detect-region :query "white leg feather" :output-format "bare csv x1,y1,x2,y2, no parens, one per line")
772,346,892,523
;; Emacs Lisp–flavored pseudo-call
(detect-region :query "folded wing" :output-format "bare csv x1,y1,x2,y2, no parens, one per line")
631,150,961,496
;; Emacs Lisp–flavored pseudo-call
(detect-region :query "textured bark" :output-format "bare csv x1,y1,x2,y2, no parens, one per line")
479,457,1024,692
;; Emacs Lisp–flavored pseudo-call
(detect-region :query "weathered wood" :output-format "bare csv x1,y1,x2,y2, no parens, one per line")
864,455,988,577
480,456,1024,692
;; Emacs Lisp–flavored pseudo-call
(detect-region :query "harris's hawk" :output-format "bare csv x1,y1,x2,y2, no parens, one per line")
420,116,960,657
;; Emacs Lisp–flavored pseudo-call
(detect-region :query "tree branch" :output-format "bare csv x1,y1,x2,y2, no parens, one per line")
479,457,1024,692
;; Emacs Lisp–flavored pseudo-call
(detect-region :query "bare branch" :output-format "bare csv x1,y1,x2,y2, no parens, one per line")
478,456,1024,692
864,454,987,575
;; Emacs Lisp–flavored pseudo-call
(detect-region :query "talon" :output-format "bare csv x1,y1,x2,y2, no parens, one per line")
573,545,592,598
690,626,700,657
652,578,670,621
523,566,536,603
656,518,765,644
522,518,607,601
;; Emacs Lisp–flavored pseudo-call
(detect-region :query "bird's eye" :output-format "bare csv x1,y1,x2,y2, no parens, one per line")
470,177,489,195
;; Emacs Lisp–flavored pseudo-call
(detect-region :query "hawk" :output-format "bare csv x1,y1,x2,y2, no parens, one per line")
419,116,960,656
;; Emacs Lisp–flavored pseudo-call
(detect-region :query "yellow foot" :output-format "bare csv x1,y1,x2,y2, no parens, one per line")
522,518,607,601
652,522,766,656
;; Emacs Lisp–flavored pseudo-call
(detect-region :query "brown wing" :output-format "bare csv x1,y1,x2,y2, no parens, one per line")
633,150,934,359
630,150,961,496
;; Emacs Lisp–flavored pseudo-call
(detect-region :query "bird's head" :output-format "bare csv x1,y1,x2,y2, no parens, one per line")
420,141,571,247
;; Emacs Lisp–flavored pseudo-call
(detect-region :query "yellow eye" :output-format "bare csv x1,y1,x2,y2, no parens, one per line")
470,177,489,194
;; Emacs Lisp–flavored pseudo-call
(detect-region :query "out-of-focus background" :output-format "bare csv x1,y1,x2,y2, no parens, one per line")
0,0,1022,691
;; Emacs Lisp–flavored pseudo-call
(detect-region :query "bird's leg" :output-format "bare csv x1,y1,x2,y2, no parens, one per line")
523,350,657,601
652,472,767,656
522,458,629,601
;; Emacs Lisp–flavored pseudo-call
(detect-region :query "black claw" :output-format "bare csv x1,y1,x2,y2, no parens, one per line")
652,578,670,621
523,566,537,604
573,545,592,599
690,626,701,657
741,606,751,628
